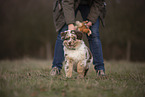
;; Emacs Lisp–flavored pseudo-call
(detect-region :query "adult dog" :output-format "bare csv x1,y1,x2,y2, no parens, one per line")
61,30,93,78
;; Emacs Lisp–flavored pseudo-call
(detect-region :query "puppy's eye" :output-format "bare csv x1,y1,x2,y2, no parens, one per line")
72,37,76,40
65,37,70,40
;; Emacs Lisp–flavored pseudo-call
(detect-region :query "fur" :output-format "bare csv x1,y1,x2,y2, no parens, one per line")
75,21,92,36
61,30,93,78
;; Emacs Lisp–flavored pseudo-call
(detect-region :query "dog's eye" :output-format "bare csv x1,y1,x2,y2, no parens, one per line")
65,37,70,40
72,37,76,40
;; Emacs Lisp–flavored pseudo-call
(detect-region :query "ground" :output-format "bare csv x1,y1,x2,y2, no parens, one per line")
0,59,144,97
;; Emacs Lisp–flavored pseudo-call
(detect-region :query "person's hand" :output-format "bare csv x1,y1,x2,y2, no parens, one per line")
68,24,75,30
86,21,92,27
85,21,92,36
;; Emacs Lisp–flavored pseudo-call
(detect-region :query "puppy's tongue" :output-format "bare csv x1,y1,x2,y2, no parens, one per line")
69,45,73,48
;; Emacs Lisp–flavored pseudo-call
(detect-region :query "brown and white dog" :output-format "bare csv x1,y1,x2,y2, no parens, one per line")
61,30,93,78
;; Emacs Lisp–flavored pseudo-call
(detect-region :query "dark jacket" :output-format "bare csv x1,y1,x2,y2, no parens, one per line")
53,0,106,32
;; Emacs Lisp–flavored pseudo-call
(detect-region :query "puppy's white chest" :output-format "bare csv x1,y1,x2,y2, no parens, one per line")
64,44,86,61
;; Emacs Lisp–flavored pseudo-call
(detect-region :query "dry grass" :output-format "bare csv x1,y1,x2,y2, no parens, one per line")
0,59,144,97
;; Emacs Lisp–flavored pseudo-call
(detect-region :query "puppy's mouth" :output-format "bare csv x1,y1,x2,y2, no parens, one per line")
67,44,76,48
64,40,81,50
64,42,76,49
68,45,75,48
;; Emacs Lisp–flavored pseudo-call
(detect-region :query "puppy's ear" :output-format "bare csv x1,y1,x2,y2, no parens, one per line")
74,30,83,40
61,31,67,40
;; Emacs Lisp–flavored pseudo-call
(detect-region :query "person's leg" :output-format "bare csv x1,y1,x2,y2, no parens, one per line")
79,5,105,73
51,7,79,75
52,25,68,70
88,19,105,72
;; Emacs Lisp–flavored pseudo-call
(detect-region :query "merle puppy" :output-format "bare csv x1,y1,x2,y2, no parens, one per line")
61,30,93,78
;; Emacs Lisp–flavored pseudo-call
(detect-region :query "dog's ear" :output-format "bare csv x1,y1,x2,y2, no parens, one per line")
61,31,67,40
74,30,83,40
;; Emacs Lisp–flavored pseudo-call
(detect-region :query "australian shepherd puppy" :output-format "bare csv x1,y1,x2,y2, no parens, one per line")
61,30,93,78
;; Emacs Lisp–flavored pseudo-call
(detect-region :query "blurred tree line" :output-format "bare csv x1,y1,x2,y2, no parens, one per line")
101,0,145,61
0,0,56,60
0,0,145,61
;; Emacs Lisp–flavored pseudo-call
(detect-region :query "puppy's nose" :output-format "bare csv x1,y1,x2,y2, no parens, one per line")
68,42,71,45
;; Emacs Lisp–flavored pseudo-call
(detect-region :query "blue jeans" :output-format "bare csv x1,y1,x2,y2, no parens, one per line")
52,5,105,72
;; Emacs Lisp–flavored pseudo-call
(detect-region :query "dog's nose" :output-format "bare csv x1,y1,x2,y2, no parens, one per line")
68,42,71,45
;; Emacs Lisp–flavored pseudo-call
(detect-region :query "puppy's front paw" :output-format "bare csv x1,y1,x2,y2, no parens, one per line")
65,64,73,78
77,74,84,79
66,73,72,78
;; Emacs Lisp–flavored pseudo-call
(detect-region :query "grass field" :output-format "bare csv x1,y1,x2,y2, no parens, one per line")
0,59,144,97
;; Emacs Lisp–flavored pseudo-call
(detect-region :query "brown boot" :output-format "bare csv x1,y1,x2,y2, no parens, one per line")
50,67,61,76
96,70,106,76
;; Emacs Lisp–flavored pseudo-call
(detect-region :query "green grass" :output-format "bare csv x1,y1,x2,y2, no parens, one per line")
0,59,145,97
